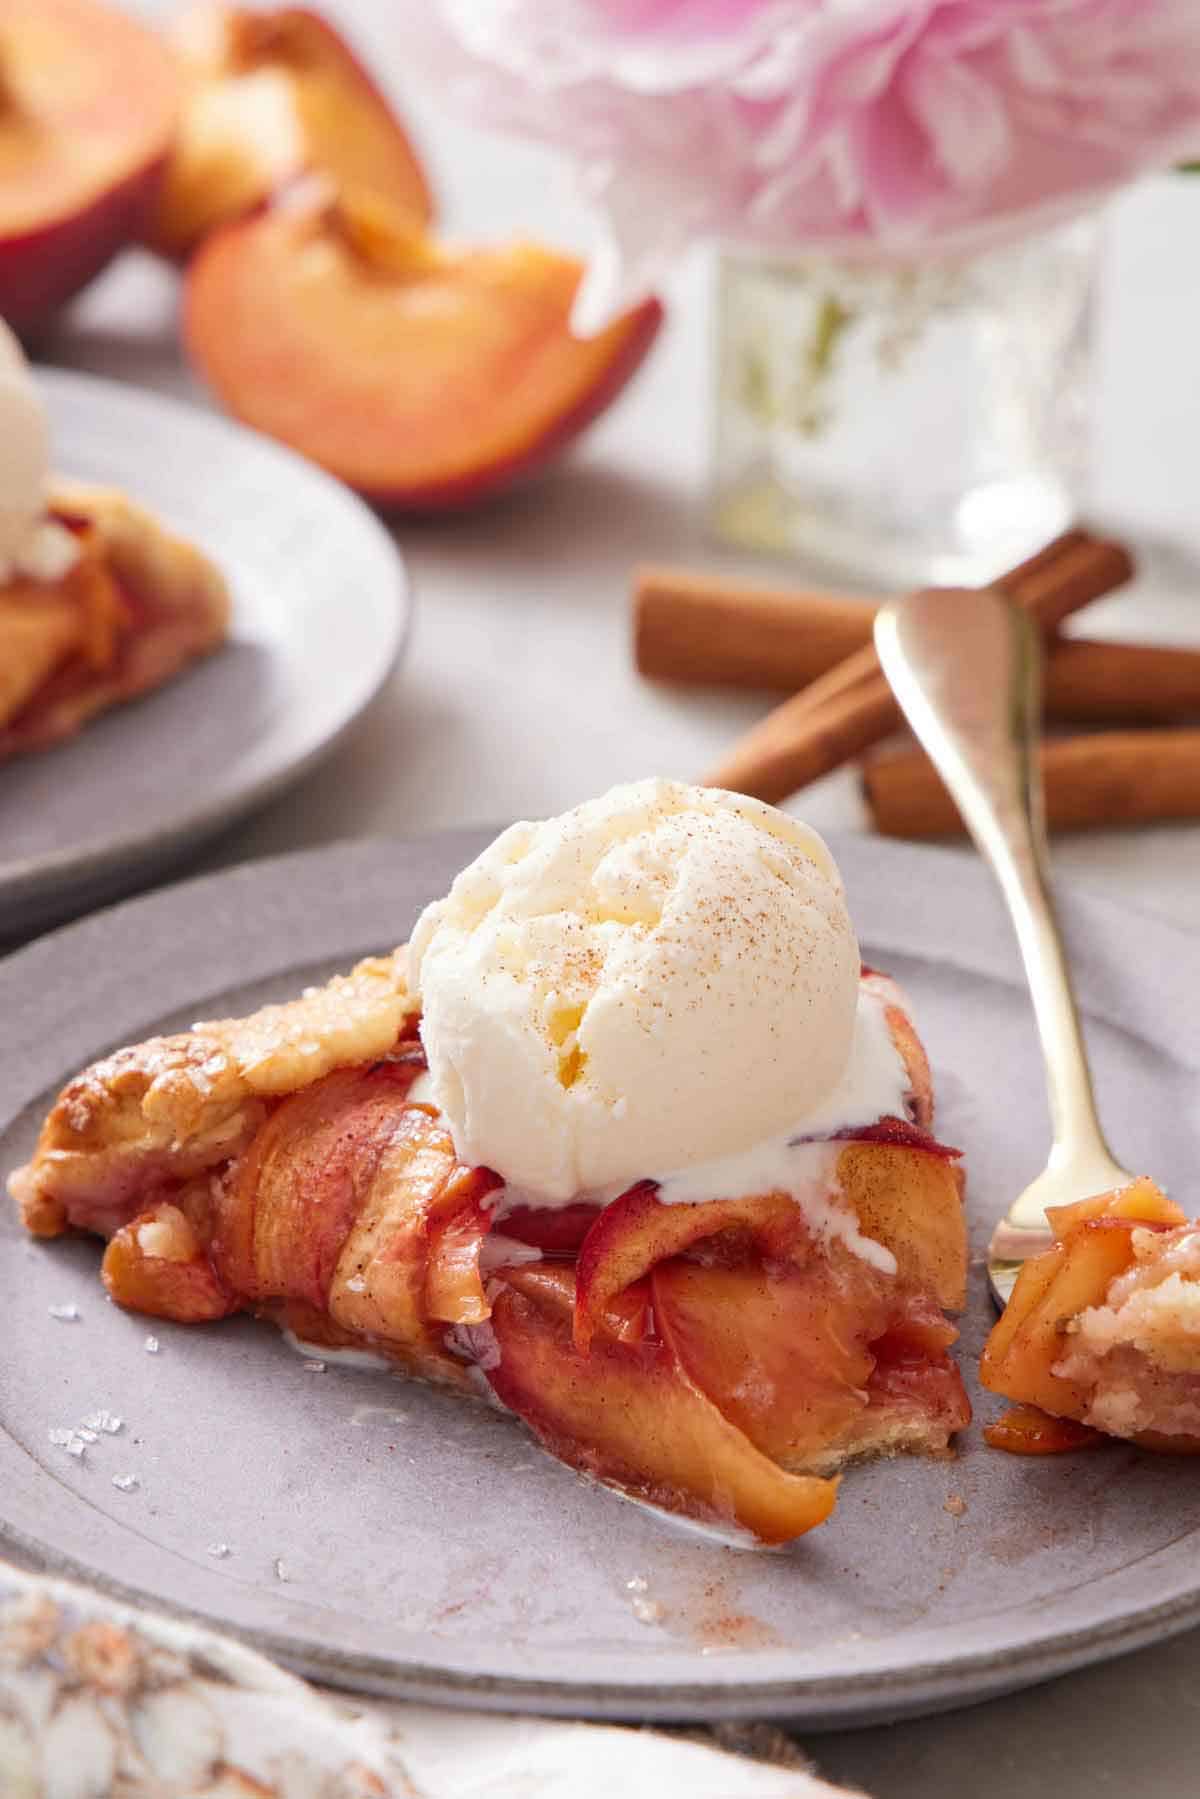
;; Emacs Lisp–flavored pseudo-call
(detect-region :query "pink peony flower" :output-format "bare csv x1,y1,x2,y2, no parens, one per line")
406,1,1200,323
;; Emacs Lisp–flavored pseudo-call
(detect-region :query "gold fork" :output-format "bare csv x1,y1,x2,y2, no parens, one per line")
874,584,1134,1307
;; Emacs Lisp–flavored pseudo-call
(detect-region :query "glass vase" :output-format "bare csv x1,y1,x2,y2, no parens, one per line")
709,217,1098,588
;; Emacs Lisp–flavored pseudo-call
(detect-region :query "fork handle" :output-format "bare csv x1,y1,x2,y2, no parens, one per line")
873,587,1124,1231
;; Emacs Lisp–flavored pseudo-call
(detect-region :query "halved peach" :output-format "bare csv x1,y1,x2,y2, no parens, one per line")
485,1265,838,1544
148,4,432,260
0,0,180,331
184,184,664,507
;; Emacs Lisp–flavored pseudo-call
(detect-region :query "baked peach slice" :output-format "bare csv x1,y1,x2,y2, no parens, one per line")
575,1138,967,1351
482,1265,839,1545
982,1178,1200,1452
651,1259,888,1467
184,184,664,508
148,4,432,260
0,0,180,331
103,1198,235,1323
574,1184,807,1353
217,1059,428,1305
574,1144,970,1471
836,1138,967,1311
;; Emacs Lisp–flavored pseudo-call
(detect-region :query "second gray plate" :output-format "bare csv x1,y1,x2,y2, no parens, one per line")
1,833,1199,1725
1,372,407,938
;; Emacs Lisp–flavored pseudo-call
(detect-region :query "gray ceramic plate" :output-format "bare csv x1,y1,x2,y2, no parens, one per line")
1,833,1199,1727
0,372,407,939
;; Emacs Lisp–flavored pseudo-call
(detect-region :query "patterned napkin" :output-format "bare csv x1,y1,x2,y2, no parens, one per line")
0,1563,860,1797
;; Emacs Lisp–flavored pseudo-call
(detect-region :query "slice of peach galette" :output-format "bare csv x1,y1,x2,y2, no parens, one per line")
9,782,971,1543
0,320,228,763
1,481,230,762
983,1179,1200,1454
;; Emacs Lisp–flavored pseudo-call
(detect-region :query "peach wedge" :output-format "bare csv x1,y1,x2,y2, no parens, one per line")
0,0,180,331
485,1265,838,1545
184,184,664,507
148,4,432,260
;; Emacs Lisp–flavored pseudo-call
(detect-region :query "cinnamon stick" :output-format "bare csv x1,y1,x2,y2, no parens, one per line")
1045,641,1200,722
634,566,874,689
864,731,1200,837
706,532,1134,804
636,567,1200,724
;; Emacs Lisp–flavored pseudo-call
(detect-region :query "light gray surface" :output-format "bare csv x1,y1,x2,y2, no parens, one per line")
21,0,1200,1788
3,835,1200,1728
0,373,406,938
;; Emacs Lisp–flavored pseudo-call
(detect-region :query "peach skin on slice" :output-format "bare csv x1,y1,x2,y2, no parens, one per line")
216,1059,422,1306
423,1165,502,1328
483,1266,838,1545
0,0,180,331
326,1104,457,1350
184,184,664,508
1045,1179,1186,1240
149,5,432,260
574,1184,809,1353
835,1141,968,1312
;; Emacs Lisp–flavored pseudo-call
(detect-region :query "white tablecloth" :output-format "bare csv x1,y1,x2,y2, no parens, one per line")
40,5,1200,1792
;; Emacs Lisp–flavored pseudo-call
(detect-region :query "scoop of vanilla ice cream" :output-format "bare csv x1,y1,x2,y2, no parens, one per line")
409,779,860,1200
0,319,51,578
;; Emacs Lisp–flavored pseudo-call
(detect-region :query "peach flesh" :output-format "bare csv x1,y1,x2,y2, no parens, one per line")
0,0,179,331
485,1265,839,1545
184,188,664,506
150,4,432,259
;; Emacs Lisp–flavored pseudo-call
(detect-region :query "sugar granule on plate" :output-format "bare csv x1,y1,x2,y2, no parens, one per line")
48,1304,79,1322
274,1558,290,1582
75,1427,98,1445
112,1474,140,1492
83,1409,123,1434
48,1428,87,1458
206,1543,231,1559
145,1336,160,1354
303,1360,327,1373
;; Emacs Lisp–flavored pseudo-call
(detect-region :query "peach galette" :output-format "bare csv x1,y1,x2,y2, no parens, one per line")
11,783,972,1546
0,482,229,763
982,1179,1200,1455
